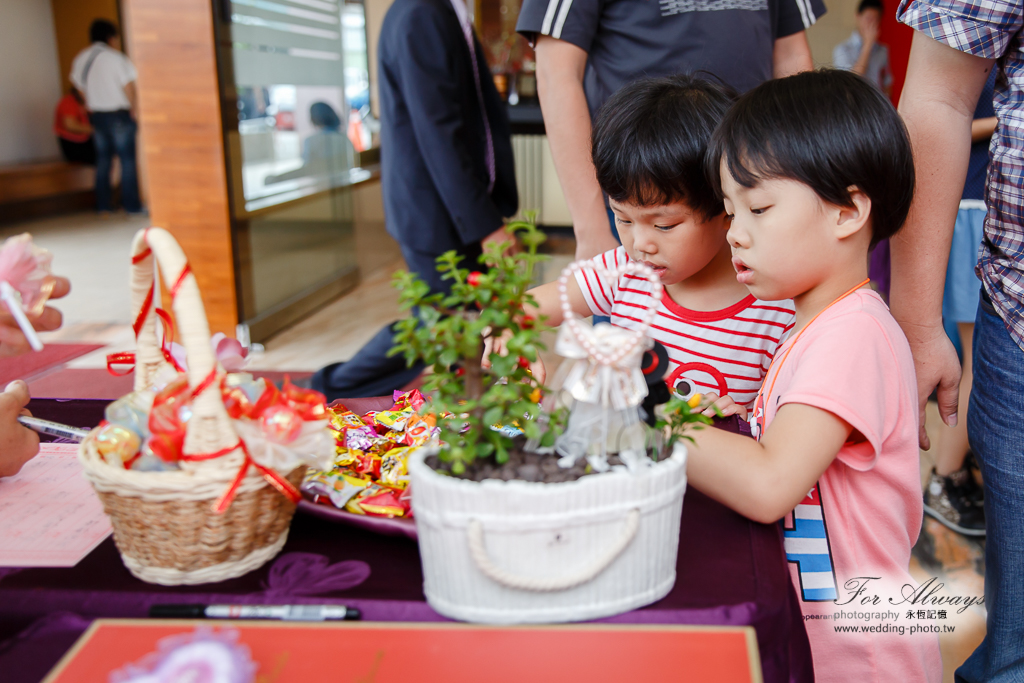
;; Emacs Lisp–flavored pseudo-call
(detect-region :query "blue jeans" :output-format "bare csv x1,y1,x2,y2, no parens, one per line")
957,290,1024,682
90,110,141,212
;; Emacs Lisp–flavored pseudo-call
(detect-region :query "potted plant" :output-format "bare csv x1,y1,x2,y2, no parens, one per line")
392,221,707,624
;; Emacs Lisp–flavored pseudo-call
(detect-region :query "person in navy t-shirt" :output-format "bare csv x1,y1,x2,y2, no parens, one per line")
516,0,827,260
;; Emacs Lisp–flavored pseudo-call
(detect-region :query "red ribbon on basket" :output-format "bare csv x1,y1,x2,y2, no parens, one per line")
106,235,190,376
180,438,302,514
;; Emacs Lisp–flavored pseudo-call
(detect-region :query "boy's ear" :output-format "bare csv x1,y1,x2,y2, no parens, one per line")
834,186,872,241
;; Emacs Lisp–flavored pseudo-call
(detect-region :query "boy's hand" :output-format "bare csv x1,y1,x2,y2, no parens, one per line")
482,329,548,384
698,392,747,420
0,380,39,478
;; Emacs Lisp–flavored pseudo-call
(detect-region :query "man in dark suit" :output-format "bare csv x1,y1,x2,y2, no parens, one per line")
312,0,517,400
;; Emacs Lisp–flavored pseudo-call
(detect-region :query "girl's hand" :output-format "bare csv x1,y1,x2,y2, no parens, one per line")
698,392,747,420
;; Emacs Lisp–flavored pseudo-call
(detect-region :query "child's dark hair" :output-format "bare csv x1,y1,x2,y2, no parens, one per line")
707,69,914,247
592,74,737,222
857,0,882,13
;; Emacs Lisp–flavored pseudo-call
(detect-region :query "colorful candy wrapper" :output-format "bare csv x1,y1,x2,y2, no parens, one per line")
281,376,327,420
374,410,410,431
302,470,368,509
402,414,437,447
379,447,410,488
393,389,425,411
147,374,192,462
344,425,378,452
329,409,366,431
358,489,407,517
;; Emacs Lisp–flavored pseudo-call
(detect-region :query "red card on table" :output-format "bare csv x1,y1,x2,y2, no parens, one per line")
44,619,763,683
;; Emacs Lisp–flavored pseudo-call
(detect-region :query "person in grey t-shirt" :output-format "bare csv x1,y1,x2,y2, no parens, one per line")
517,0,826,260
832,0,892,95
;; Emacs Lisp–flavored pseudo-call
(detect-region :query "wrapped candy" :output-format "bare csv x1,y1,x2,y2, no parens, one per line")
222,373,266,419
329,410,367,431
104,392,152,439
302,470,368,508
148,374,191,462
358,490,406,517
95,423,142,467
133,439,179,471
402,414,437,447
281,377,327,420
303,389,442,516
374,410,410,431
260,404,303,444
392,389,425,411
344,425,379,452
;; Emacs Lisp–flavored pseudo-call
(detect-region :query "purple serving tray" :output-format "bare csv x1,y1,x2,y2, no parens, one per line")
296,499,418,539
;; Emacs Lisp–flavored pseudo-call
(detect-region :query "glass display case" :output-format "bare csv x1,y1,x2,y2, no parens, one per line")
213,0,374,342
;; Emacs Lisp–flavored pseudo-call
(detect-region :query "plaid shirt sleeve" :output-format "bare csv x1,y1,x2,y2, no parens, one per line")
897,0,1024,58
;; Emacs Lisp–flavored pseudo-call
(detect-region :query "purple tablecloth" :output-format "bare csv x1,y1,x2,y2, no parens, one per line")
0,399,813,683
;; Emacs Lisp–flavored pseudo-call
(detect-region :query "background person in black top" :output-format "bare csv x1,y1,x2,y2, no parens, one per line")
517,0,826,260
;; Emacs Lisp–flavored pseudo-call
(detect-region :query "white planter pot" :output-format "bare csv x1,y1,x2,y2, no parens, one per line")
408,443,687,624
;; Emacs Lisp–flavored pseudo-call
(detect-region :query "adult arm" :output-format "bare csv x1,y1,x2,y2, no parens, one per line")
394,7,507,245
0,381,39,478
773,32,814,77
125,81,138,121
61,115,93,135
535,36,618,260
892,32,992,448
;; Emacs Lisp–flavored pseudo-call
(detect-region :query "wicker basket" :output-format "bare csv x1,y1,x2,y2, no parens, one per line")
79,227,302,585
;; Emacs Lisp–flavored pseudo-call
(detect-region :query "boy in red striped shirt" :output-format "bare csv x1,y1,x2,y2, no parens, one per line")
504,74,795,414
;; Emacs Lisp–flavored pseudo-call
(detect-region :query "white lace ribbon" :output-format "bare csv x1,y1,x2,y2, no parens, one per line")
555,323,651,411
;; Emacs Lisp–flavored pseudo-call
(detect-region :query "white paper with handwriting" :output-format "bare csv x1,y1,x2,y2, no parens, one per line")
0,443,112,567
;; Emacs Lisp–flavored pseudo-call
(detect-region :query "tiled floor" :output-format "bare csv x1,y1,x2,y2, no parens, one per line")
5,210,988,681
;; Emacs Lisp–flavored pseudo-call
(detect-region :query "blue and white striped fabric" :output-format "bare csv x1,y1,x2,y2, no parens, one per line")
784,485,838,601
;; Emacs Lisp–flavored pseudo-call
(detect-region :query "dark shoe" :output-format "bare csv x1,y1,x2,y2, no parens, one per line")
963,452,985,508
924,468,987,537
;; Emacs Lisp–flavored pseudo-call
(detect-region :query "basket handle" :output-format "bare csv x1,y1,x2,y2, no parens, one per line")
466,508,640,592
129,228,238,457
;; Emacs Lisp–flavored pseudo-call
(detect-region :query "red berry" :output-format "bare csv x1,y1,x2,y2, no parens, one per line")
455,367,465,377
518,356,530,369
521,315,535,329
467,271,483,287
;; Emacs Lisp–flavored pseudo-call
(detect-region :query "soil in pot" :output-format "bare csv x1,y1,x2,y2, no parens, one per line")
424,437,670,484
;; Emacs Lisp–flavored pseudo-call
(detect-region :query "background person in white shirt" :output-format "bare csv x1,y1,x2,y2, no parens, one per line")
70,20,142,215
832,0,893,96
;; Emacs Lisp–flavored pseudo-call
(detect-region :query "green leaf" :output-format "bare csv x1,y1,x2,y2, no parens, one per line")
483,406,504,427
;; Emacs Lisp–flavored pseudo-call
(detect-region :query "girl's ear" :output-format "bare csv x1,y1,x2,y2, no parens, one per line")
835,187,872,241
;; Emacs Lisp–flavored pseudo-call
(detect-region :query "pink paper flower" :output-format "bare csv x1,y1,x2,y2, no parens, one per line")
167,334,249,373
0,233,54,316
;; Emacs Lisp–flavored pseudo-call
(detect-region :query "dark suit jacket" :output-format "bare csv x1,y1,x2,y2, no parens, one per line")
378,0,518,255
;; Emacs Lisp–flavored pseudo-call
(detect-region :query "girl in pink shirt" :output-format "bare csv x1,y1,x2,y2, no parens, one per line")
686,70,943,682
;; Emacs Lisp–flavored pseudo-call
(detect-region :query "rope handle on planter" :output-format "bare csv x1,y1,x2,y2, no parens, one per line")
466,509,640,592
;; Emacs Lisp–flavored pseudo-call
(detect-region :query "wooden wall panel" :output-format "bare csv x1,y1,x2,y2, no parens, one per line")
121,0,238,336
